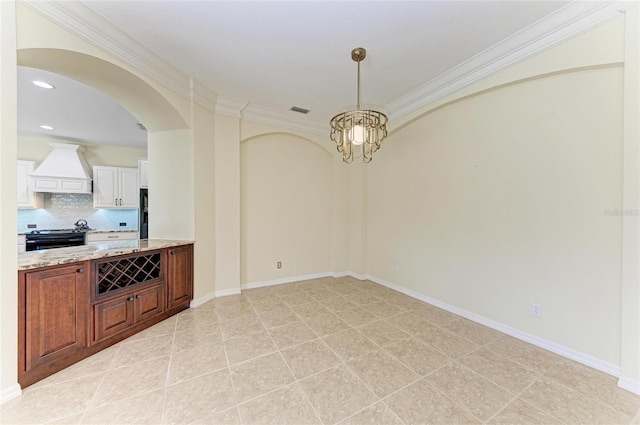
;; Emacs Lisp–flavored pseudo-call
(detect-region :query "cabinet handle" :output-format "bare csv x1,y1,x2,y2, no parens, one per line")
76,268,84,273
136,294,141,299
170,251,176,255
119,198,122,206
127,297,134,302
115,198,118,206
107,236,118,239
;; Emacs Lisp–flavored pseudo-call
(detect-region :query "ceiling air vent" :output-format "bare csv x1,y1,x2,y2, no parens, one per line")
290,106,310,114
136,122,147,131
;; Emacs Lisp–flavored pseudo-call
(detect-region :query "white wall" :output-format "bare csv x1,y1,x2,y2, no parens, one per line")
240,133,332,284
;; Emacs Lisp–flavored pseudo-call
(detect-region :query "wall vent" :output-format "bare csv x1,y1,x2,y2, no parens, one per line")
290,106,310,114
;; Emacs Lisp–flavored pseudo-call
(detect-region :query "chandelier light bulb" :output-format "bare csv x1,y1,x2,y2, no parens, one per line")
349,125,365,145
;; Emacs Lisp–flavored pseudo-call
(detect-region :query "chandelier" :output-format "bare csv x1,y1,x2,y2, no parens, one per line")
330,47,388,164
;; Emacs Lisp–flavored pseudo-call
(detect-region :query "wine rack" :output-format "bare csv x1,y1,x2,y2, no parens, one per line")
95,251,161,296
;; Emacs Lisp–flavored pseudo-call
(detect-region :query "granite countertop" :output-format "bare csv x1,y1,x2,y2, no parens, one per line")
86,229,139,234
18,239,194,271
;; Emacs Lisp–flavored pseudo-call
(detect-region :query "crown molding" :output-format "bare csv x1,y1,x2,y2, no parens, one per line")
387,1,635,120
22,1,192,100
191,80,218,113
241,104,326,135
215,96,248,118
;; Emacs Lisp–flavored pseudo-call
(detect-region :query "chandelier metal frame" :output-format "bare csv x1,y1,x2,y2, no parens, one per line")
330,47,388,164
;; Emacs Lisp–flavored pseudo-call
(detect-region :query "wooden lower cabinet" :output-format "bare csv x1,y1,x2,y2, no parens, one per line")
92,284,165,344
18,244,193,388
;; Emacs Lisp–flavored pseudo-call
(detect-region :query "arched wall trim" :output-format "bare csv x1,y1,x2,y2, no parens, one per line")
241,131,333,157
17,48,188,132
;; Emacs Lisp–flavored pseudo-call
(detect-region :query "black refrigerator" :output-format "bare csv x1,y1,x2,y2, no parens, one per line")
139,189,149,239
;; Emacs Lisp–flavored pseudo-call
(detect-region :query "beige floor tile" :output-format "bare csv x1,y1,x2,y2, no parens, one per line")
319,296,359,313
344,292,382,306
307,288,340,301
304,312,351,337
167,340,227,384
415,327,478,358
347,350,420,397
384,293,425,310
124,316,177,342
47,413,84,424
80,388,164,424
410,305,459,326
214,294,250,308
545,357,640,417
292,302,332,320
334,307,379,327
175,308,218,330
109,334,173,369
1,374,103,425
268,321,317,349
162,369,236,425
486,336,562,373
250,296,287,313
488,398,563,425
362,301,403,319
281,340,342,379
521,378,633,425
358,320,411,347
259,307,300,329
299,364,378,425
385,379,480,425
384,338,451,376
339,402,403,425
172,325,222,353
384,312,438,337
26,344,120,391
216,302,255,321
237,383,321,425
224,330,277,365
192,407,241,425
459,347,539,393
323,329,379,362
243,287,274,300
442,318,503,345
90,356,169,408
424,362,513,422
279,291,315,307
230,352,295,403
270,284,304,297
220,313,264,340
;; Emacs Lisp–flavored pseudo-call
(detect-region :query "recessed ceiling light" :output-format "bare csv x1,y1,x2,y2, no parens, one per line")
39,125,54,130
33,80,55,89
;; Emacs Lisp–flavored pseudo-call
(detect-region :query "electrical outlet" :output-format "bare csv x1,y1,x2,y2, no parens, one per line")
27,224,37,229
394,265,400,275
119,222,126,227
277,261,282,269
531,303,542,318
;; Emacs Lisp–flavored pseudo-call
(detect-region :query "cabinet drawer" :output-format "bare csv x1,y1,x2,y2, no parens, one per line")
86,232,138,243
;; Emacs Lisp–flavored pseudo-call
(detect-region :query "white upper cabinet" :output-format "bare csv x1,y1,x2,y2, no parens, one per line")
93,166,138,209
138,160,148,189
17,160,43,209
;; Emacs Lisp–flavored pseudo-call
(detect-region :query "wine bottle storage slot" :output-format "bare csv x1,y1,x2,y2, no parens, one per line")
96,252,161,296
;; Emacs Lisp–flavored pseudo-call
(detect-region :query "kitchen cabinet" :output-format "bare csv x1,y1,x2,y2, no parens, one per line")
166,244,193,310
19,263,89,376
93,166,138,209
86,231,139,244
17,160,43,209
138,159,148,189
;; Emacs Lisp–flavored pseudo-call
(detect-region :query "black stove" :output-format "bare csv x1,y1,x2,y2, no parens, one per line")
25,228,91,251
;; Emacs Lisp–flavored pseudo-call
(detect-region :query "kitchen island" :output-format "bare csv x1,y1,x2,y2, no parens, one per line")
18,240,194,388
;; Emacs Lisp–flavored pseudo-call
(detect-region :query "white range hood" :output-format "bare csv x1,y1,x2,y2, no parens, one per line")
30,142,93,194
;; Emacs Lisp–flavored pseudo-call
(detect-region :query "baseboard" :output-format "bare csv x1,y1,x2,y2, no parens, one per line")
618,376,640,395
0,383,22,405
241,272,333,290
366,274,623,380
346,271,367,281
190,288,242,307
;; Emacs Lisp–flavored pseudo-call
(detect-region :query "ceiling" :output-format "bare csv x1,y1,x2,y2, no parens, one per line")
21,0,622,150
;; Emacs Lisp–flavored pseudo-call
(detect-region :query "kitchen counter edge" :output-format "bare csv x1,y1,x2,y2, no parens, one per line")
18,239,194,271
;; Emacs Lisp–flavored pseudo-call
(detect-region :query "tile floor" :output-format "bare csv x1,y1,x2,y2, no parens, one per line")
2,277,639,425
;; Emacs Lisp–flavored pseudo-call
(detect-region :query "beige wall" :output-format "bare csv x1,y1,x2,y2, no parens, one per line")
18,136,146,168
240,133,332,284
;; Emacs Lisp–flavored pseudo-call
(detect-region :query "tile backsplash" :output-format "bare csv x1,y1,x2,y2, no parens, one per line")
18,193,138,233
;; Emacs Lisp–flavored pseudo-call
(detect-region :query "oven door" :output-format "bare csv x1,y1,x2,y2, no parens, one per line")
25,234,86,251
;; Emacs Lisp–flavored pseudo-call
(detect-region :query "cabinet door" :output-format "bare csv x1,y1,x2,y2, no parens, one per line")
25,264,88,372
135,284,165,322
93,294,134,343
93,166,118,208
138,160,148,189
17,160,43,209
119,168,139,208
167,245,193,310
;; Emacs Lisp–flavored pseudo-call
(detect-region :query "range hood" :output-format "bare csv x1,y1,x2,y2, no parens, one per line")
30,142,93,194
